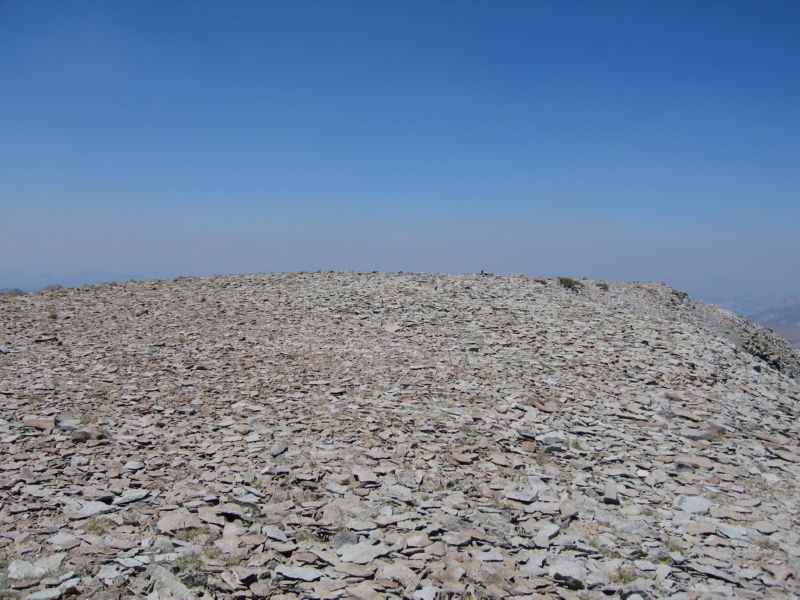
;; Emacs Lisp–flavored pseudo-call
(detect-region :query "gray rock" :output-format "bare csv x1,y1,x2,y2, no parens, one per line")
8,560,47,580
270,441,289,457
472,547,504,561
604,481,620,505
717,523,748,541
536,431,567,446
753,520,778,535
113,489,150,505
549,558,586,589
25,589,62,600
673,495,712,514
330,530,360,549
65,500,114,519
505,489,538,503
148,565,197,599
275,564,323,581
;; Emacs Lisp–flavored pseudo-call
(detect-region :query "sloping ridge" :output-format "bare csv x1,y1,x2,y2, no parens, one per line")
682,289,800,380
617,281,800,380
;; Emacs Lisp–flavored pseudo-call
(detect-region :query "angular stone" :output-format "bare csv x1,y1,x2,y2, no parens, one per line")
25,589,62,600
113,489,150,505
673,495,712,514
275,564,323,581
536,431,566,446
603,481,620,505
548,558,586,589
753,520,778,535
8,560,47,580
23,417,56,432
149,565,197,599
157,508,202,533
337,541,390,564
717,523,748,541
376,561,418,587
270,441,289,457
675,454,715,469
505,489,538,503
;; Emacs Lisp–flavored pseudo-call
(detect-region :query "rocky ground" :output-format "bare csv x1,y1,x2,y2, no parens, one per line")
1,272,799,599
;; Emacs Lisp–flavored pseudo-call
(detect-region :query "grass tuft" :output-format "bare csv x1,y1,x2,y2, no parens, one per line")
610,566,637,584
84,517,113,535
557,277,583,291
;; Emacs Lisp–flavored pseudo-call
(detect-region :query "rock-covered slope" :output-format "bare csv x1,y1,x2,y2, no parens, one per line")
1,272,798,599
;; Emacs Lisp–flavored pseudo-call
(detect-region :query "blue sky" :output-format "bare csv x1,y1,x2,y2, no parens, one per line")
1,1,798,304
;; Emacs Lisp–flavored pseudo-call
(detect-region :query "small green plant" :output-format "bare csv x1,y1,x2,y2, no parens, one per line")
79,413,94,425
84,518,113,535
173,552,202,572
610,566,637,584
174,527,205,542
532,278,548,285
596,282,609,291
557,277,583,291
671,289,689,302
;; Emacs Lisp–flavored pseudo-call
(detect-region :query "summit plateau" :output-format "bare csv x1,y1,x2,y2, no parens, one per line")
1,272,799,599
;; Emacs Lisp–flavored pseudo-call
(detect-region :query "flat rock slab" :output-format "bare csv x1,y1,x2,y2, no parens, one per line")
337,542,391,564
157,508,202,533
275,564,324,581
673,495,712,514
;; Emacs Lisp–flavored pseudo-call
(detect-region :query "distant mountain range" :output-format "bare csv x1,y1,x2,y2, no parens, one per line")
750,302,800,348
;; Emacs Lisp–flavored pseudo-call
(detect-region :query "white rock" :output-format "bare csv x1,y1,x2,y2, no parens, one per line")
413,586,440,600
337,541,390,564
8,560,47,580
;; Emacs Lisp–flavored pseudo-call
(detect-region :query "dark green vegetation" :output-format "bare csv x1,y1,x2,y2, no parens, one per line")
557,277,583,291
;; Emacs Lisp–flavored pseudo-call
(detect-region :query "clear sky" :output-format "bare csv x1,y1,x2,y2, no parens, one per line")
1,1,798,303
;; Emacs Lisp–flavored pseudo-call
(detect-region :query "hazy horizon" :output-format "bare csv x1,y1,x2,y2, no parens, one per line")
2,1,798,308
